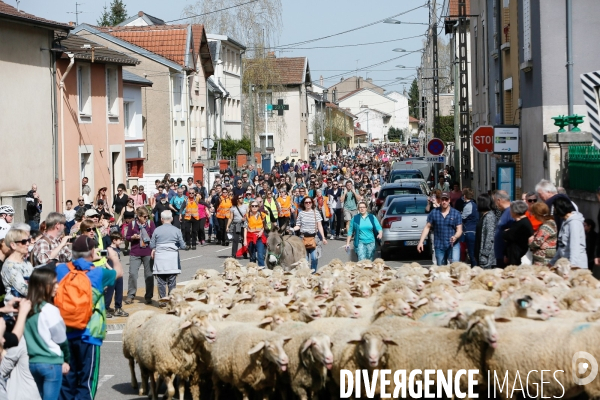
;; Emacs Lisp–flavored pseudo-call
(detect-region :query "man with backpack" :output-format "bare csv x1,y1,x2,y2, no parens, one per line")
55,235,123,400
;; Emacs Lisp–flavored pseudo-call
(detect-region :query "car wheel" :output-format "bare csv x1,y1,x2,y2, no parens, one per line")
381,246,390,260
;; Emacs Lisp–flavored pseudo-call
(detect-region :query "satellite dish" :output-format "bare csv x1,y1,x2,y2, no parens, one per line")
202,138,215,149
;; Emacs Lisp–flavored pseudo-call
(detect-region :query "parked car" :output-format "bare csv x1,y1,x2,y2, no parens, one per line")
380,195,431,259
374,182,428,214
376,194,418,222
388,169,425,183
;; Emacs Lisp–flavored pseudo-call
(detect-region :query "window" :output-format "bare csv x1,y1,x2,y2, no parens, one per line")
474,25,478,94
106,66,119,117
124,102,132,136
173,74,184,120
258,91,273,118
77,63,92,117
259,134,274,150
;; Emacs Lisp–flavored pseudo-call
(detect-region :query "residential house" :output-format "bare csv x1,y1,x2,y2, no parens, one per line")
409,116,420,136
0,1,72,218
337,88,398,143
386,90,411,132
354,126,368,145
118,11,165,27
122,71,153,180
73,23,214,177
328,76,384,100
56,35,139,205
246,56,312,162
207,34,246,141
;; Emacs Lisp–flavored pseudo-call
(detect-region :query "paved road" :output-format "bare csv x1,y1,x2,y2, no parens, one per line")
96,239,432,400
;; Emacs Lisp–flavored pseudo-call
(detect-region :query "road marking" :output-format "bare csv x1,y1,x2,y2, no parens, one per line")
106,330,122,335
103,341,123,343
181,255,205,261
215,247,232,252
97,375,113,389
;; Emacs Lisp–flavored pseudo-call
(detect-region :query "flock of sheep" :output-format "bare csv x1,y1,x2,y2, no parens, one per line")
122,257,600,400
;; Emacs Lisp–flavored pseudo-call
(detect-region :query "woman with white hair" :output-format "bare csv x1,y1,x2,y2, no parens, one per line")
150,210,186,302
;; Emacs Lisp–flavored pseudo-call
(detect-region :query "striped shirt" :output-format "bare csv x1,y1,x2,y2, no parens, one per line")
296,210,322,235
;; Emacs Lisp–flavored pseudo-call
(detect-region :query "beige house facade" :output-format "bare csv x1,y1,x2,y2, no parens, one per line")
0,2,72,217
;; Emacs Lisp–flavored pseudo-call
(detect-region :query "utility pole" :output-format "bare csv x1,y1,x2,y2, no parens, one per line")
458,0,471,184
249,84,256,166
432,0,440,137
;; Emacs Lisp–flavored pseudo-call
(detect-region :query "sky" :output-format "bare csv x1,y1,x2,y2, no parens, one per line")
16,0,443,94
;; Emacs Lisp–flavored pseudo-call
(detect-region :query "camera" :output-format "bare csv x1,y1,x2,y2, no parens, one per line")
68,236,76,243
99,249,108,257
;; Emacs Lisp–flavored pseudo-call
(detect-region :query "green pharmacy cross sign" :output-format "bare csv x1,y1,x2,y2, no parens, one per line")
267,99,290,116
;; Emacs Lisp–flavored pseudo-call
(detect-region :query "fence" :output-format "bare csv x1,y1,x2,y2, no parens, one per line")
568,145,600,192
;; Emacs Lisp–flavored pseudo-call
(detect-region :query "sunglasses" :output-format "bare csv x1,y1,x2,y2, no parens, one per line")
527,199,537,203
441,197,450,201
78,199,84,202
304,201,313,204
84,228,94,232
251,204,259,207
16,237,32,245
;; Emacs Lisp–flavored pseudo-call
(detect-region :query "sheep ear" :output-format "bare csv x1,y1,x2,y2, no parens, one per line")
318,303,327,309
314,294,328,300
494,317,511,323
382,338,398,345
185,296,197,302
288,305,299,311
258,304,267,310
376,306,386,314
347,339,365,345
258,317,274,327
179,320,192,330
466,319,481,333
194,289,206,294
301,338,314,353
413,298,429,308
248,341,265,355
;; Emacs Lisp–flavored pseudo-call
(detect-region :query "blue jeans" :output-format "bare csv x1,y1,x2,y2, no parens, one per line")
30,363,62,400
28,220,40,231
104,276,124,309
306,248,318,272
434,242,460,265
249,239,266,267
463,232,477,267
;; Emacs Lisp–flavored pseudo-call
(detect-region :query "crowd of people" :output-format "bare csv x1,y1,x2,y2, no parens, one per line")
417,176,598,275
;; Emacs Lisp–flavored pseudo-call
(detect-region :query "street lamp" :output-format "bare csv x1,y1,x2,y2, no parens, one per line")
392,48,407,52
384,19,429,25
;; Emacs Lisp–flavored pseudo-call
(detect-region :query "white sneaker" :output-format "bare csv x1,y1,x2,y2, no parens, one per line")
330,234,335,240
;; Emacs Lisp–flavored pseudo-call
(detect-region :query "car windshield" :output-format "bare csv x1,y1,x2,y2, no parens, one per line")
388,199,429,215
381,188,421,197
391,172,423,181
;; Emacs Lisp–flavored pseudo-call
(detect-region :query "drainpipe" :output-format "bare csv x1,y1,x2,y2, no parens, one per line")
59,53,75,209
566,0,574,127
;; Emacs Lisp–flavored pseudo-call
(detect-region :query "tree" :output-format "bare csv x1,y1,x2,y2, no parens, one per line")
408,78,419,118
388,127,405,142
182,0,282,58
97,0,128,26
434,116,455,142
218,135,252,158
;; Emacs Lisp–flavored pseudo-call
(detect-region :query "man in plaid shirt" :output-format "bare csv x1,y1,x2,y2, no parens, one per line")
417,192,463,265
32,212,72,266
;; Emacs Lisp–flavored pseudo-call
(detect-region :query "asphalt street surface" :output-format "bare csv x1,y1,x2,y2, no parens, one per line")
96,238,433,400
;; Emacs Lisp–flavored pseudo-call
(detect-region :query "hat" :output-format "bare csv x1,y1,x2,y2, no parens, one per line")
109,217,115,222
323,179,328,183
84,209,99,217
169,178,175,183
72,236,98,253
159,193,167,199
246,189,252,194
441,192,450,199
97,199,104,205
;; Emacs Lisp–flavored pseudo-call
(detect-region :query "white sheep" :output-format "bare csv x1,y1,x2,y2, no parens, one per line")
210,324,291,400
274,321,334,400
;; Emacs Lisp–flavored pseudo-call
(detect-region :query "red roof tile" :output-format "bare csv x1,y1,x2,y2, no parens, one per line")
191,24,214,77
447,0,471,19
354,127,367,136
99,24,191,68
409,116,420,123
247,57,308,85
0,0,71,30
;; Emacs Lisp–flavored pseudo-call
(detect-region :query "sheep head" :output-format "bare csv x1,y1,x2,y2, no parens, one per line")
301,333,334,371
248,335,291,373
351,326,398,368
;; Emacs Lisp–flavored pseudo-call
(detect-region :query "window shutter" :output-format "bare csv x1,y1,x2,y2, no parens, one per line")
523,0,532,61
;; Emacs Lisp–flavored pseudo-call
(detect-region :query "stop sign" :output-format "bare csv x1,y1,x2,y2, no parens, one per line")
472,126,494,153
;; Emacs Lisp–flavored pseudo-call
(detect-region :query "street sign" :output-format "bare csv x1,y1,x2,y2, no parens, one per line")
268,99,289,116
202,138,215,149
494,125,519,154
472,125,494,153
427,138,445,156
425,156,446,163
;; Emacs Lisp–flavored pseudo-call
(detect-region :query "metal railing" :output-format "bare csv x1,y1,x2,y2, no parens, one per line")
568,145,600,192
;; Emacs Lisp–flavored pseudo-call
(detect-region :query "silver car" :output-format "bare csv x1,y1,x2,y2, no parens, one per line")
380,195,431,259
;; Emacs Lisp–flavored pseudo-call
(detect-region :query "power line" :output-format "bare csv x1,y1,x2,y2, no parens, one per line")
247,34,426,50
278,3,428,49
167,0,258,24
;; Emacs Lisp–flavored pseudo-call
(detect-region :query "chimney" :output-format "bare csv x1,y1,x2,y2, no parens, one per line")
138,11,144,17
68,21,75,26
332,88,337,103
267,51,276,58
366,78,373,83
320,75,324,87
